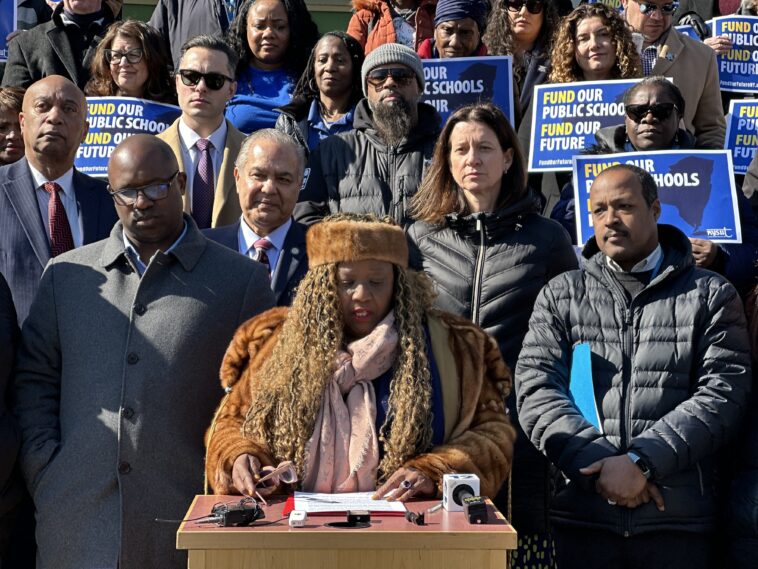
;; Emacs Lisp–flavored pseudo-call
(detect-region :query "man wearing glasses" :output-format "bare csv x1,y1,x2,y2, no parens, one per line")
621,0,725,149
12,134,274,569
295,43,441,226
158,34,245,229
3,0,114,89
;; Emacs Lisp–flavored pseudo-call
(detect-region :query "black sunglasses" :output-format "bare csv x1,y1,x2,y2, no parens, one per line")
635,0,679,15
177,69,233,90
366,67,417,87
625,102,678,122
507,0,544,14
104,48,143,65
108,171,179,206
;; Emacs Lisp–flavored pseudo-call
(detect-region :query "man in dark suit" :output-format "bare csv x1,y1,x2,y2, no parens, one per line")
204,128,308,306
0,75,116,323
2,0,112,89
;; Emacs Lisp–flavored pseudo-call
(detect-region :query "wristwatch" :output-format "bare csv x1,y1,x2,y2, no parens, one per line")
627,451,652,480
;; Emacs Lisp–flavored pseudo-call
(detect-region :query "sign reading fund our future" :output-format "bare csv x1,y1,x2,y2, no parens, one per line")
725,99,758,174
572,151,742,245
75,97,181,177
421,56,514,126
0,0,17,62
713,15,758,93
529,79,641,172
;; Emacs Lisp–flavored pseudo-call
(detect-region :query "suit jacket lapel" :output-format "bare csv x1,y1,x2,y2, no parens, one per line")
651,28,681,77
161,120,190,215
47,25,80,86
211,121,243,226
73,170,101,244
3,160,50,268
271,221,307,304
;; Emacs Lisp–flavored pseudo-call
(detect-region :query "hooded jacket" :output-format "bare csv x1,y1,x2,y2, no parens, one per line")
516,224,752,534
294,98,441,226
408,191,577,532
348,0,438,54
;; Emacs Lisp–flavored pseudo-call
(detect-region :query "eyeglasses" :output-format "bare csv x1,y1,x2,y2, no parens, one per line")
625,102,678,122
104,48,143,65
366,67,417,87
634,0,679,15
177,69,234,90
108,171,179,206
506,0,544,14
249,461,298,505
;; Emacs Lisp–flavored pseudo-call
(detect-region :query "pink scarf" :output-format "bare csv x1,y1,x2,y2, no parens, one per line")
302,312,398,493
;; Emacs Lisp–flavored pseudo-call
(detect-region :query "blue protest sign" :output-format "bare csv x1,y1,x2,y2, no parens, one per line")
712,15,758,93
421,56,514,125
725,99,758,174
76,97,181,177
0,0,17,62
528,79,641,172
572,151,742,244
675,24,702,40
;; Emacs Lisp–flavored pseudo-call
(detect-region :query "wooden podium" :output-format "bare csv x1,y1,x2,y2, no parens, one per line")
177,495,518,569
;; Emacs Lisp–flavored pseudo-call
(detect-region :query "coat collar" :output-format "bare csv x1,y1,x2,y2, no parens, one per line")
100,213,207,272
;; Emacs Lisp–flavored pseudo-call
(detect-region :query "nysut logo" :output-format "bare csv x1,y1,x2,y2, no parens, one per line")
705,227,734,239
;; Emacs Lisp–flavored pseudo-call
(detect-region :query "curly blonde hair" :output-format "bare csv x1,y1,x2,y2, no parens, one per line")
242,213,438,482
548,3,641,84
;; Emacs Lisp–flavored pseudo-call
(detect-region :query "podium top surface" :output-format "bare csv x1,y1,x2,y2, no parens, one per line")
177,495,517,551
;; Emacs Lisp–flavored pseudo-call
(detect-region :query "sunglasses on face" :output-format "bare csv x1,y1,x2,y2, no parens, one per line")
177,69,234,90
625,102,678,122
507,0,544,14
366,67,417,87
108,171,179,206
635,0,679,15
104,48,143,65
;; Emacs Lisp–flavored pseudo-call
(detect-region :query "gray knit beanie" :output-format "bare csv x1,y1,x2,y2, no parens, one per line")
361,43,425,97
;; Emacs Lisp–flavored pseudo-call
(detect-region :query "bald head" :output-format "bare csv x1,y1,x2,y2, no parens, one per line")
20,75,88,179
108,134,178,183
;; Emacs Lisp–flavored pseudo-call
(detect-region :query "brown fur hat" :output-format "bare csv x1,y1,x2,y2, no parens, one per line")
306,215,409,269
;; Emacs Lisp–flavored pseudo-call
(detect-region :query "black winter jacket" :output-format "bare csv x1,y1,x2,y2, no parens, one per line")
294,98,441,226
408,191,578,532
516,225,752,535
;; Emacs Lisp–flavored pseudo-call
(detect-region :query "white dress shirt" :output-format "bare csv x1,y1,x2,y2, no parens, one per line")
238,216,292,275
606,244,663,274
29,164,84,248
177,118,227,209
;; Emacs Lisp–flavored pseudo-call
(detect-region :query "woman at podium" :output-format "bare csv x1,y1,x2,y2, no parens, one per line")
204,214,515,500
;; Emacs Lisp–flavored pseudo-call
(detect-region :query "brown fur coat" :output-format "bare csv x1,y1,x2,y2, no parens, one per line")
205,306,516,498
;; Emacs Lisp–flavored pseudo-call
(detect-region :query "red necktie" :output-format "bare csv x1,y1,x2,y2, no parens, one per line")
253,238,273,276
43,181,75,257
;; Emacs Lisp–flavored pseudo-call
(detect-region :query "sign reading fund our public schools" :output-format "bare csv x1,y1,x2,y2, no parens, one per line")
713,15,758,93
529,79,640,172
725,99,758,174
572,151,742,245
75,97,182,177
421,56,514,126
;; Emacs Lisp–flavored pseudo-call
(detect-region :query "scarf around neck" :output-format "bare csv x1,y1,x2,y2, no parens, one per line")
301,311,398,493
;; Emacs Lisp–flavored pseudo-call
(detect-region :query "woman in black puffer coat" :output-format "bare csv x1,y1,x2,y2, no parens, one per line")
408,103,576,569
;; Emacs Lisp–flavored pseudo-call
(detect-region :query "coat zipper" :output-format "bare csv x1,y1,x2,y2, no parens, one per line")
470,215,486,325
388,145,399,223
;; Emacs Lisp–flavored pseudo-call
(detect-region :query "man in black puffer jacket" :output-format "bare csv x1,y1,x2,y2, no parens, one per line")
294,44,440,227
517,164,752,569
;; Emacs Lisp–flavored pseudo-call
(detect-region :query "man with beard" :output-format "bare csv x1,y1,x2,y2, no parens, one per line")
294,43,441,226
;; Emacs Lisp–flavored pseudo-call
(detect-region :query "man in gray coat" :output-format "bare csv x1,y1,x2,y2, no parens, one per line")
516,164,752,569
12,134,274,569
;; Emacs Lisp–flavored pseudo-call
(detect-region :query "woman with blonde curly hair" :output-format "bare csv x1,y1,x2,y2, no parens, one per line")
548,3,641,84
205,213,515,500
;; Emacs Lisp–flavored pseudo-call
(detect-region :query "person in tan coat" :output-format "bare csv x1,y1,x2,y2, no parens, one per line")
205,214,515,500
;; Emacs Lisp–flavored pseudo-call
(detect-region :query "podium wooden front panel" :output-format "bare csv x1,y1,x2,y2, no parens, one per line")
177,495,518,569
